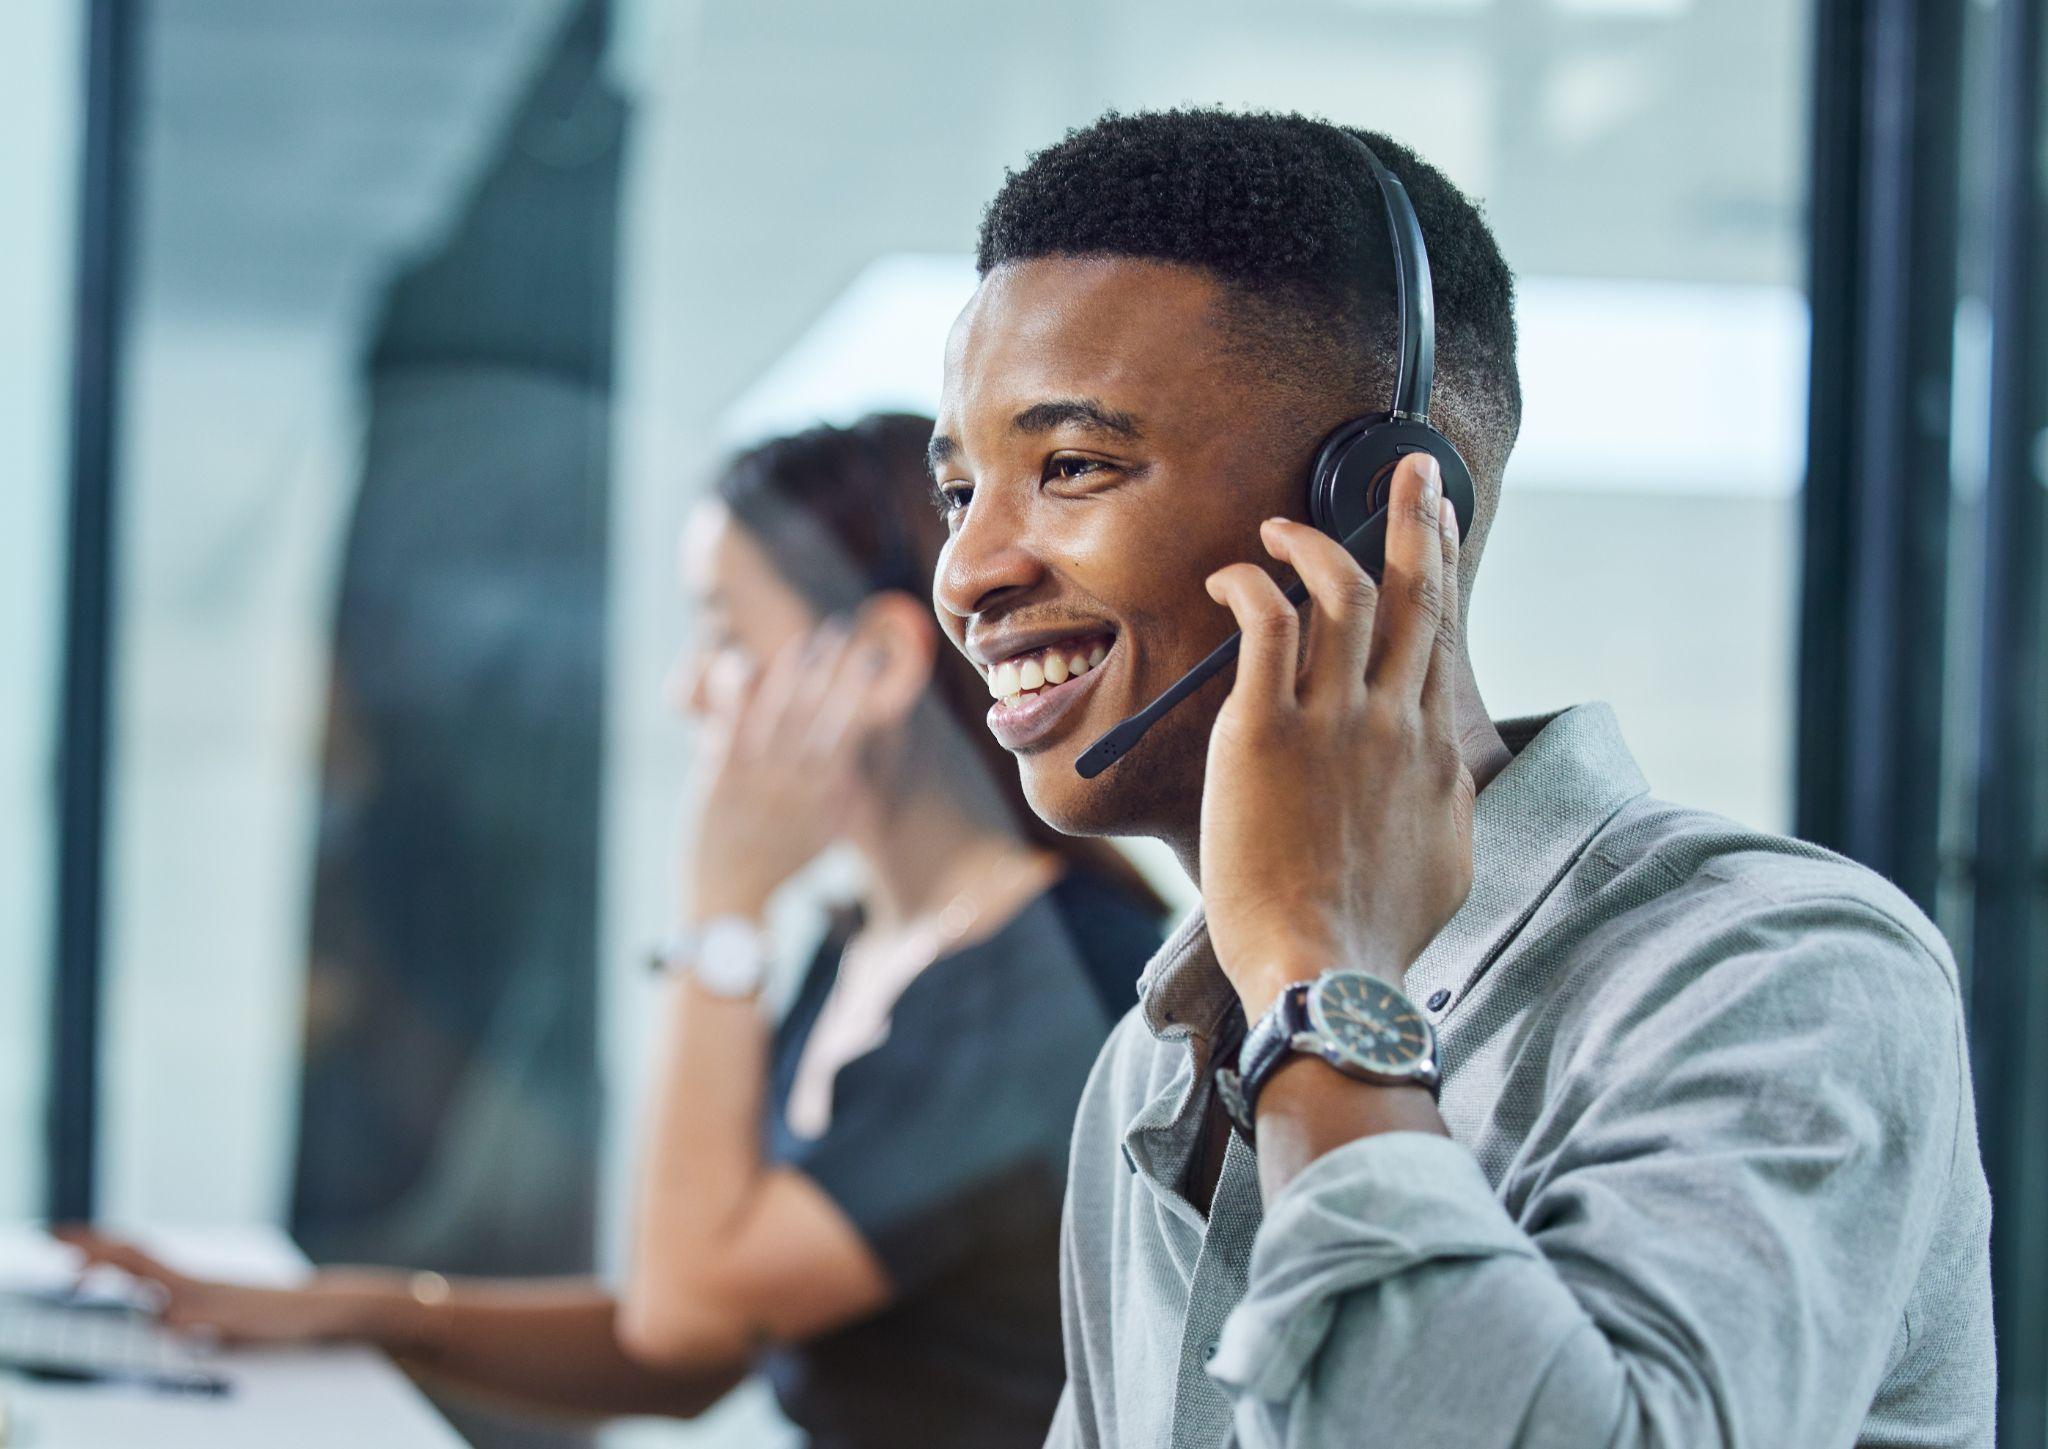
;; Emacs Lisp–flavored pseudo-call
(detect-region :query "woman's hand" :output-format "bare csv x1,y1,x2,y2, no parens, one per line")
1198,453,1477,1016
682,622,877,923
52,1227,412,1349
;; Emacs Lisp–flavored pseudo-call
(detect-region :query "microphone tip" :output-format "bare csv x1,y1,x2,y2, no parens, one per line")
1074,742,1117,779
1074,716,1148,779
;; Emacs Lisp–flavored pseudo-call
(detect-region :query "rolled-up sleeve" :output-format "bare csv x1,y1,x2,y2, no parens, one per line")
1208,909,1973,1448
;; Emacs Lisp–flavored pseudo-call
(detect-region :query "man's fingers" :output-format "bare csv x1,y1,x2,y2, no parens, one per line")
1259,517,1377,704
1368,453,1448,698
1206,562,1300,706
1421,495,1463,728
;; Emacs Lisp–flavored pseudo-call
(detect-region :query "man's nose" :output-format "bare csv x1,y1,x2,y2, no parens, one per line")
934,488,1046,622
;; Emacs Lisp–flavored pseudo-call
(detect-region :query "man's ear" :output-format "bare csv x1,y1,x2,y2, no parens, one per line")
852,591,940,730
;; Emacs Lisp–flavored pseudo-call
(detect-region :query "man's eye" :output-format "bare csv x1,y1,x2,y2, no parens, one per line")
932,481,973,517
1048,456,1108,482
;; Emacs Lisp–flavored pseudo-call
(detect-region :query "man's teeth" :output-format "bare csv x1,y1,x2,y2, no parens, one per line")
987,641,1110,701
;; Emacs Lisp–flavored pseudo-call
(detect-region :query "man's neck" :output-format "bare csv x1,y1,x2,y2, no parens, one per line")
1166,655,1512,890
1455,663,1515,796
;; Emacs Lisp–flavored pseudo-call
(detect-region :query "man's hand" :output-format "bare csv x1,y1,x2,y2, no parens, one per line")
682,622,873,924
1199,452,1476,1016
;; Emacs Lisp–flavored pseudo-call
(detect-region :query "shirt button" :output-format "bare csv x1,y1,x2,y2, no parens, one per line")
1427,988,1451,1012
1204,1339,1220,1362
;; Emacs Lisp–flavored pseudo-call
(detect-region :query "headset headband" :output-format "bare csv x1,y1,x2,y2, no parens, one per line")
1346,135,1434,424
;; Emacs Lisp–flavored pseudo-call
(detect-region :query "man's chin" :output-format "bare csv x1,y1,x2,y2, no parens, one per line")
1015,747,1177,841
1016,752,1123,838
1010,694,1211,843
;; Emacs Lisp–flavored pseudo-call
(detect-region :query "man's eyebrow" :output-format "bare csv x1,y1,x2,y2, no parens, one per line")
923,400,1141,479
1012,399,1143,440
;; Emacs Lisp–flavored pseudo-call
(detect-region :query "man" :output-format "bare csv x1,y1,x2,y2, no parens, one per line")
928,110,1994,1447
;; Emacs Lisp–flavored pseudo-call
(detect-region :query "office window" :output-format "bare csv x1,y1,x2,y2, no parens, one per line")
0,1,84,1221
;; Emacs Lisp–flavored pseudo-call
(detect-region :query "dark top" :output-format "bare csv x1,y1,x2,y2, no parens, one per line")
760,870,1164,1449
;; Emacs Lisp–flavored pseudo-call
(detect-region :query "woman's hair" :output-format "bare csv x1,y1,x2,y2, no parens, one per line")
713,413,1166,916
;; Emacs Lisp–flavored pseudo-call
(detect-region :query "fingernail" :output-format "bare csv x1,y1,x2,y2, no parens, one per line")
1439,497,1456,537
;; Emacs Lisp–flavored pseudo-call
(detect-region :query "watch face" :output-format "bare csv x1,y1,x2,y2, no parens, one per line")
695,916,768,996
1306,971,1433,1077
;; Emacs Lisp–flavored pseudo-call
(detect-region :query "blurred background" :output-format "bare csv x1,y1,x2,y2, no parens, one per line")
0,0,2039,1445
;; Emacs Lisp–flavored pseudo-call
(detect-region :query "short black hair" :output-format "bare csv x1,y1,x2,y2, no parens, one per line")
977,109,1521,500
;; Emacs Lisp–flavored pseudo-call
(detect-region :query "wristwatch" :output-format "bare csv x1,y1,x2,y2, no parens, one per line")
654,916,770,997
1215,969,1440,1138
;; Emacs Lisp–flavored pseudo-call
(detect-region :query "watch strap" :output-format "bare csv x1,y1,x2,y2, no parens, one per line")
1216,972,1444,1139
1215,983,1310,1137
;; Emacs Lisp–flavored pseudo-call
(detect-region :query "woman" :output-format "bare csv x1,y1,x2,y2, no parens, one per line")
61,414,1165,1446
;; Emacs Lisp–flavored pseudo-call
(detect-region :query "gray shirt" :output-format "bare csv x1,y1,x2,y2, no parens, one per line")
1051,704,1994,1448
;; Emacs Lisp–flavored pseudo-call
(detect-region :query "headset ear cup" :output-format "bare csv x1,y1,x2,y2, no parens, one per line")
1307,416,1373,537
1305,415,1477,574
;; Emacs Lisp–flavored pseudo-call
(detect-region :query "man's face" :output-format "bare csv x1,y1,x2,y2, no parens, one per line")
931,257,1318,840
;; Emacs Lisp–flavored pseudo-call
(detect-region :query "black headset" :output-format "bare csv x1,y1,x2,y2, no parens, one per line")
1074,134,1476,779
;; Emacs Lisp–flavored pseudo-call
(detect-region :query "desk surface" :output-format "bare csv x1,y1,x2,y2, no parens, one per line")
0,1223,466,1449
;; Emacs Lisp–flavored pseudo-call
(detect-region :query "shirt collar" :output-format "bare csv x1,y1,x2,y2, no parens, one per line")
1136,703,1650,1039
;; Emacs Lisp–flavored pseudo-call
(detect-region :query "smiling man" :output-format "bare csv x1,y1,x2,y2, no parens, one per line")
927,110,1994,1448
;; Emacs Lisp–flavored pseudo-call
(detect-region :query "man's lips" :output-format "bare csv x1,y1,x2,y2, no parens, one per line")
984,639,1115,752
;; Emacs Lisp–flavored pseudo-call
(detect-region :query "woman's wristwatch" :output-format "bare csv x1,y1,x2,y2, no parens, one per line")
650,916,771,997
1215,968,1441,1138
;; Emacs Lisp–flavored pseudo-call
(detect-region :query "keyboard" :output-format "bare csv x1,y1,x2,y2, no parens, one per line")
0,1291,231,1395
